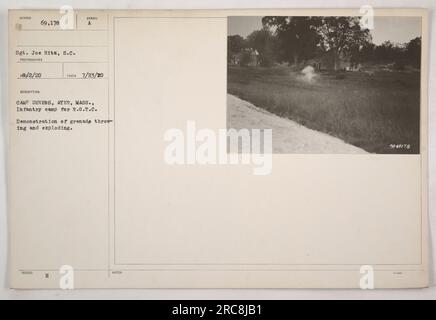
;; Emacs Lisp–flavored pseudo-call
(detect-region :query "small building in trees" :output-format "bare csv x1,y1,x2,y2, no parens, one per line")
307,50,361,71
229,48,261,66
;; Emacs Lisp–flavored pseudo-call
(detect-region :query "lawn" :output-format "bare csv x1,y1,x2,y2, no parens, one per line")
227,65,421,154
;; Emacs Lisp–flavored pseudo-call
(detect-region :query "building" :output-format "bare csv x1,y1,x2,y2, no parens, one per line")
307,50,361,71
229,48,260,66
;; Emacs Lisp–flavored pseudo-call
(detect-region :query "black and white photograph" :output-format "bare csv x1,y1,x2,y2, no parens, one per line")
2,3,434,300
227,16,422,154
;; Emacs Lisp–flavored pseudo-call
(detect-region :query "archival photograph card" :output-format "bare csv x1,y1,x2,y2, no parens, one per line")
8,8,429,288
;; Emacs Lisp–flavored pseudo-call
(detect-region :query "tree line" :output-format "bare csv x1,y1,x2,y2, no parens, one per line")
228,17,421,70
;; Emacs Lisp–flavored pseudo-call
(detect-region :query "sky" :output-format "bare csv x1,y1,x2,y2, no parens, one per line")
228,16,422,45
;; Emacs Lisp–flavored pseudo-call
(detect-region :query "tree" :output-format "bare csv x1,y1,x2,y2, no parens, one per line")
240,51,252,67
246,28,277,67
359,42,376,62
406,37,421,69
227,35,246,63
262,16,320,66
262,16,371,70
316,17,371,70
373,40,406,65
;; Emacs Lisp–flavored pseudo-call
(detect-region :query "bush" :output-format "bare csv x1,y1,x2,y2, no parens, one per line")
240,52,252,67
393,60,406,70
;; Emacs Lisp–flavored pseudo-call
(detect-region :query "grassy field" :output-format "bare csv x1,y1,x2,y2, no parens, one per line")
227,65,420,153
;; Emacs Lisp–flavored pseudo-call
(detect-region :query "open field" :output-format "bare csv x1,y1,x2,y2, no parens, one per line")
227,66,420,153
